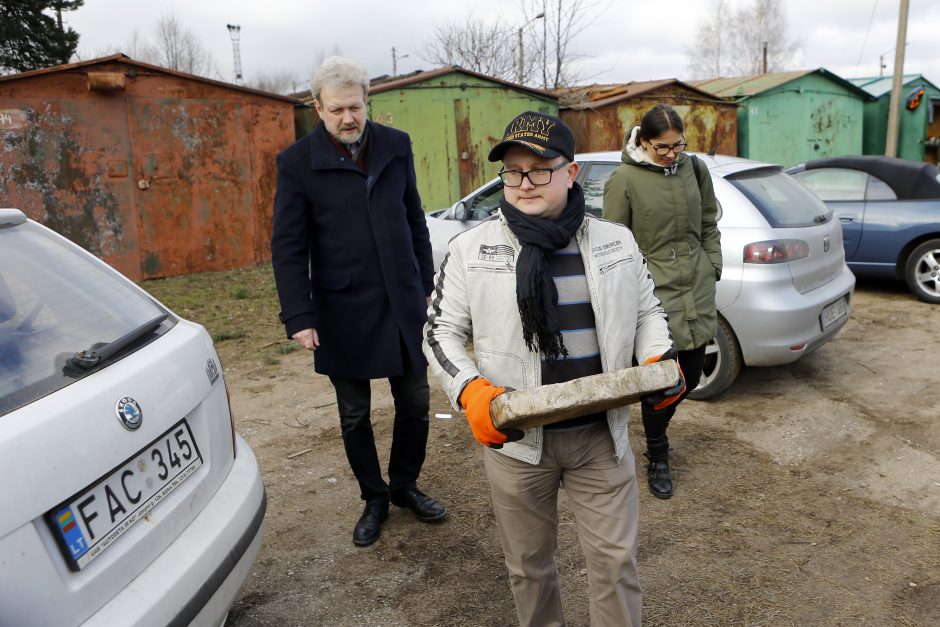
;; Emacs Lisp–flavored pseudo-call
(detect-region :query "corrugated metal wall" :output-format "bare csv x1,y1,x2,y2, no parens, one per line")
738,74,864,165
857,79,940,163
0,60,296,280
368,73,557,211
561,88,738,156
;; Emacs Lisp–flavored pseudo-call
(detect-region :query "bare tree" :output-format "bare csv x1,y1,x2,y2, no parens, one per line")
688,0,731,80
520,0,607,89
147,12,216,77
111,29,158,61
419,16,517,81
248,70,299,95
420,2,604,88
687,0,799,79
729,0,800,75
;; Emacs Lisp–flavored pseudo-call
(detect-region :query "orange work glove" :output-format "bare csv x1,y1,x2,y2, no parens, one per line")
642,347,687,411
459,377,523,447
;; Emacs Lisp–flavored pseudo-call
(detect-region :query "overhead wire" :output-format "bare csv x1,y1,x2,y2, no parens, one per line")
852,0,880,78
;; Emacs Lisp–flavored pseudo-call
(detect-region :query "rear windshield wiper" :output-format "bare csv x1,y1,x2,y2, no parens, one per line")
69,313,169,370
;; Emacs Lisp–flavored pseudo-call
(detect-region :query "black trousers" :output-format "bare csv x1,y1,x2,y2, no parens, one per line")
329,369,430,501
641,345,707,442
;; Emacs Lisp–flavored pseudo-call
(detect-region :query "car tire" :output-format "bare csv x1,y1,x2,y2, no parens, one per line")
686,316,742,400
904,239,940,304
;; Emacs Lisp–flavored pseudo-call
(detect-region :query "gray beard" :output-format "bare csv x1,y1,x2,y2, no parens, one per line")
338,130,364,146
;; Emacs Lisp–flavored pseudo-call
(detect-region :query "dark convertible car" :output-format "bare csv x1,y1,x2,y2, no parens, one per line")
786,156,940,303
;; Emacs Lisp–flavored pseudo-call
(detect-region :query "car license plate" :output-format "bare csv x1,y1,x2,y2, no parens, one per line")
820,296,848,331
46,419,202,571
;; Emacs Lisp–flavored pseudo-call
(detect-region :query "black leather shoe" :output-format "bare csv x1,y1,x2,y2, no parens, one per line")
353,497,389,546
645,453,673,499
390,486,448,522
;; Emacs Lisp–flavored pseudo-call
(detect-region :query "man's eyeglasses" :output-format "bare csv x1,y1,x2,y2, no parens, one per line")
648,139,688,156
498,161,569,187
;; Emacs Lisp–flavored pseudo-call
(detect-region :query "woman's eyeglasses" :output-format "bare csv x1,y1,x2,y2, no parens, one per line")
648,139,688,156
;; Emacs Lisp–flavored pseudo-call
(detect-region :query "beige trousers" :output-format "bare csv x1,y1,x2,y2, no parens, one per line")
483,421,642,627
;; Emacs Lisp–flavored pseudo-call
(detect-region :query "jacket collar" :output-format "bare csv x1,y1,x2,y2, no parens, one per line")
309,120,404,180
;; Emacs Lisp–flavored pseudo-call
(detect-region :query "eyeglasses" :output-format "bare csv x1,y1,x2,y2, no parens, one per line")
498,161,569,187
648,139,688,156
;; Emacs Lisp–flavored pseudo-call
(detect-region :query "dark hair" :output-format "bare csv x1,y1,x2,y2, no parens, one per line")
636,104,684,147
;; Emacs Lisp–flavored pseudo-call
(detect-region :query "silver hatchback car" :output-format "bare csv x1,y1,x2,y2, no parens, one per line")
426,152,856,399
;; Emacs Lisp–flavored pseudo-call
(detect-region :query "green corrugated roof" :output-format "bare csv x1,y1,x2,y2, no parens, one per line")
691,68,871,100
848,74,940,98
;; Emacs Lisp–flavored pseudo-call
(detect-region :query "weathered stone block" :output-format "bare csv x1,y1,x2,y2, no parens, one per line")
490,360,680,430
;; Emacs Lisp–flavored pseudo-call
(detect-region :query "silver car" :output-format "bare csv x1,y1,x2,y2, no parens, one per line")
426,152,856,399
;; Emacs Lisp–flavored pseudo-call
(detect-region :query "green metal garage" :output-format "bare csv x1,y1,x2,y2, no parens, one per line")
694,69,871,166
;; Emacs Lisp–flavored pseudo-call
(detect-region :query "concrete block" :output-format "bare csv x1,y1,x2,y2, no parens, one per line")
490,360,680,431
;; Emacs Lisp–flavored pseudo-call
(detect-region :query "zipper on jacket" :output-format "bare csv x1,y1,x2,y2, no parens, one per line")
579,236,609,374
598,258,630,275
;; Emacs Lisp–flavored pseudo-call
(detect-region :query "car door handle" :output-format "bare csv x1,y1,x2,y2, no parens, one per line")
839,216,857,223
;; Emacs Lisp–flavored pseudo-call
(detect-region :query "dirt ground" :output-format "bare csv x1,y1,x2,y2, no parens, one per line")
147,270,940,626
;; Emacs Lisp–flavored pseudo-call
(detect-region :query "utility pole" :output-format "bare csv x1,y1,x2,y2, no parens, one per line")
762,42,768,74
517,12,545,84
226,24,243,85
392,47,409,78
542,0,548,89
885,0,909,157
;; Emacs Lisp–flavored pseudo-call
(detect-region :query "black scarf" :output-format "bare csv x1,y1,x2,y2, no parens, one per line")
500,183,585,361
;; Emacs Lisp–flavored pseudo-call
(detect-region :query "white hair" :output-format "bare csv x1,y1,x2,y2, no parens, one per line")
310,56,370,102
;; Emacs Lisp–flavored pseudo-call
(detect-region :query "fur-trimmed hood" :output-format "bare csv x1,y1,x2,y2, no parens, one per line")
621,125,686,175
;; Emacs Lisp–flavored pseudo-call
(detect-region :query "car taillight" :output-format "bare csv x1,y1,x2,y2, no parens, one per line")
743,239,809,264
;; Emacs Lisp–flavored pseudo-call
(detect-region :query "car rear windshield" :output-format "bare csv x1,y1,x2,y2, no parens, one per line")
0,221,174,416
728,167,832,228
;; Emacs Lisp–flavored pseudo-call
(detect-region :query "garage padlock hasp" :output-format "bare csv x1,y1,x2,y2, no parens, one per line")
489,360,681,431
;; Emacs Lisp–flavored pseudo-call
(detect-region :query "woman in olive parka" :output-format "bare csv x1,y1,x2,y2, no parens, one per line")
603,104,721,499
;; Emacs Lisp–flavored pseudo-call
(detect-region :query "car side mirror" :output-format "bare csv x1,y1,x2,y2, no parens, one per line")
453,201,470,222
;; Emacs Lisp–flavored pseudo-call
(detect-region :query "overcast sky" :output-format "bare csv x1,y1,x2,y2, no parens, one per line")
66,0,939,92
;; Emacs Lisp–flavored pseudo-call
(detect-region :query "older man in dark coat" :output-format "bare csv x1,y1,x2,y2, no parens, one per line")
271,56,446,547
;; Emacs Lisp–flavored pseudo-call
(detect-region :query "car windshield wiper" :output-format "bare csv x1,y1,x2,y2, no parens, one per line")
69,313,169,370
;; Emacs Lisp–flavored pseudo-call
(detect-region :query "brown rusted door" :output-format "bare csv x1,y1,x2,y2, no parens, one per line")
0,97,140,278
126,99,253,279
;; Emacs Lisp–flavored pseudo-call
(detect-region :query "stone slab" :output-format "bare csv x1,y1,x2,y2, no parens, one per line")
490,360,681,431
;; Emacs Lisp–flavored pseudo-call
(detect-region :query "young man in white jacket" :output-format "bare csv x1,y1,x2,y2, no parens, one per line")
422,111,685,627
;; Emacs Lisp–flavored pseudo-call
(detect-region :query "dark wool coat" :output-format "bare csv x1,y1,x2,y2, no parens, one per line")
271,121,434,379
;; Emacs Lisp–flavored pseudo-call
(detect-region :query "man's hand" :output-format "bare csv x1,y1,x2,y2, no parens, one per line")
292,328,320,351
459,378,524,448
642,347,687,411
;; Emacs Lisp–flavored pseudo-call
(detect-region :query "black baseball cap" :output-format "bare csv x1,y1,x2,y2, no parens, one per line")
488,111,575,163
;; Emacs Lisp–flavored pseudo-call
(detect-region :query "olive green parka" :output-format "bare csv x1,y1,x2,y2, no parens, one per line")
603,126,722,350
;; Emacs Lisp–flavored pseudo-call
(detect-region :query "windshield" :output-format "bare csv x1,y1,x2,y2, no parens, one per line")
729,167,832,228
0,221,174,416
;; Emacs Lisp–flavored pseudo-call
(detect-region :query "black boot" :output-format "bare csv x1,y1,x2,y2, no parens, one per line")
353,497,389,546
645,435,673,499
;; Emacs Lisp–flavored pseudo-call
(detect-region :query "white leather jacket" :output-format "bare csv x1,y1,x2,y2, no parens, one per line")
423,211,673,465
